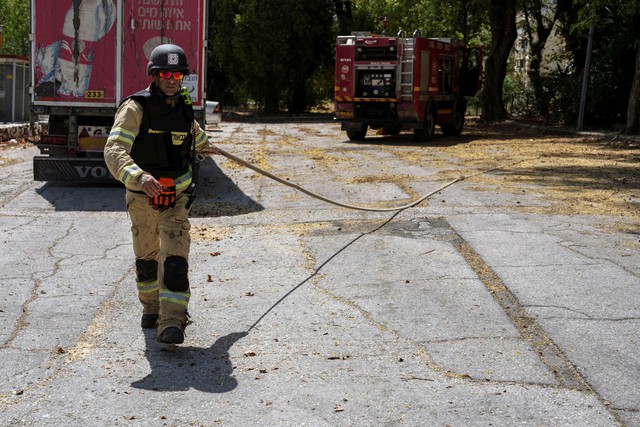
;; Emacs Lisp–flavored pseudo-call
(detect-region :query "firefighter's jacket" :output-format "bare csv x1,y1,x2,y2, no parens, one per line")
105,84,210,193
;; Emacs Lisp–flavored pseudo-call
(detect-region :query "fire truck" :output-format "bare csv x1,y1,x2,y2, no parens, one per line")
334,29,482,141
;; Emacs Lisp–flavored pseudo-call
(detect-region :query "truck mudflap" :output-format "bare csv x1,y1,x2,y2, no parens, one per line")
33,157,117,183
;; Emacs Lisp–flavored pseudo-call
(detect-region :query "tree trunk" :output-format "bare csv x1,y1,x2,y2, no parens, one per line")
625,40,640,135
524,0,560,116
334,0,353,34
482,0,518,121
289,80,307,115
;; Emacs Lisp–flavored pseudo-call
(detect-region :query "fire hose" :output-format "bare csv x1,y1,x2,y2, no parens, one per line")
206,148,516,333
208,147,506,212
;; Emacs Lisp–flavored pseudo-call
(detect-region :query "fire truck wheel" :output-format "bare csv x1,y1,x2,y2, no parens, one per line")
441,114,464,136
414,108,436,142
442,99,466,136
425,108,437,140
346,126,368,141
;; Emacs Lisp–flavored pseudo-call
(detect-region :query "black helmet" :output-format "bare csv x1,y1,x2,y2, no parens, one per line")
147,44,190,75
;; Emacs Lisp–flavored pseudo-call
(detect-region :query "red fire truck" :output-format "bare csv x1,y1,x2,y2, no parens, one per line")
334,29,482,141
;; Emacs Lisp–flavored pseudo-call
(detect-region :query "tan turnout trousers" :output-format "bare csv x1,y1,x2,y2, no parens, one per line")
126,189,191,334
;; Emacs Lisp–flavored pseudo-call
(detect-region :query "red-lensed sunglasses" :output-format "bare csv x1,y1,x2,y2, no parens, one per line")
158,70,184,80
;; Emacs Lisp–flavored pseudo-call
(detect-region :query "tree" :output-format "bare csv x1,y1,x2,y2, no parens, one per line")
482,0,518,121
627,39,640,134
555,0,639,132
521,0,564,115
208,0,240,106
624,3,640,134
285,0,336,113
334,0,356,35
204,0,640,128
0,0,30,56
210,0,335,114
348,0,485,43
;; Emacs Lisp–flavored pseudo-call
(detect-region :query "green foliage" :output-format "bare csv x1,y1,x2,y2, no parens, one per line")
0,0,30,56
564,0,639,128
207,0,491,114
349,0,486,45
210,0,335,114
503,75,535,116
1,0,637,127
545,63,581,125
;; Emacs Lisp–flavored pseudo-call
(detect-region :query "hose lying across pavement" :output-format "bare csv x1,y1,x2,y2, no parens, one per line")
214,147,504,212
214,147,515,332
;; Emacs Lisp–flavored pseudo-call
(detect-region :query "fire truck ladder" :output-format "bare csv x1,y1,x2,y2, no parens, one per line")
400,38,415,101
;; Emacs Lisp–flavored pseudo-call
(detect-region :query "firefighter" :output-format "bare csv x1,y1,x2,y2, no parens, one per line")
105,43,218,344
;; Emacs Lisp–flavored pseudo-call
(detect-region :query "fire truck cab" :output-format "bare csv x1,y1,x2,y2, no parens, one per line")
334,30,482,141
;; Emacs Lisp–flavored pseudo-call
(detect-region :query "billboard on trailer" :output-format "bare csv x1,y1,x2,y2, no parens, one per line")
31,0,206,107
121,0,205,106
32,0,118,105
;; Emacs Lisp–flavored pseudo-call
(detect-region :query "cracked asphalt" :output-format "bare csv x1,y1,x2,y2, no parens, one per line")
0,119,638,426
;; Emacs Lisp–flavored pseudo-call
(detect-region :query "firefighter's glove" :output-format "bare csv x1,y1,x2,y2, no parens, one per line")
149,177,176,211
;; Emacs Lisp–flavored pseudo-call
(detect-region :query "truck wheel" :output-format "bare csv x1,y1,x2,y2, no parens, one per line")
414,107,436,142
346,126,368,141
425,108,436,140
442,99,465,136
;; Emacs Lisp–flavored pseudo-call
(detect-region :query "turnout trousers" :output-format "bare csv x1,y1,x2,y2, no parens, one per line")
126,189,192,334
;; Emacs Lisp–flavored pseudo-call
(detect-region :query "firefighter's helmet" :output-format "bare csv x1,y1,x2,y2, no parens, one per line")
147,44,190,75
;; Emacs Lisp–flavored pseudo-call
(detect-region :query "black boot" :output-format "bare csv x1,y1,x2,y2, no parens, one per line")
141,314,159,328
157,326,184,344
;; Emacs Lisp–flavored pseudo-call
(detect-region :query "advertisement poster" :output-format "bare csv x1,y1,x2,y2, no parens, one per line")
33,0,204,107
33,0,118,104
122,0,204,105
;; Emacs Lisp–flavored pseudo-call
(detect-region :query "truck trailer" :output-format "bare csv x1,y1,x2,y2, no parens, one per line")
30,0,208,182
334,29,482,141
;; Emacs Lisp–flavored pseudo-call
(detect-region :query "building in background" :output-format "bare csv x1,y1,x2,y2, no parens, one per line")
0,55,30,122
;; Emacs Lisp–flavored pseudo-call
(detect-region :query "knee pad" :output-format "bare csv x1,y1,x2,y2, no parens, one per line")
136,259,158,282
164,256,189,292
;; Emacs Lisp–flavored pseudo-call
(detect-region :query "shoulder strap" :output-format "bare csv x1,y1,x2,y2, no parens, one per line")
120,89,151,133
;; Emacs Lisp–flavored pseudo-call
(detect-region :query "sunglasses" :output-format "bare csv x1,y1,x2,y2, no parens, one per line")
158,70,184,80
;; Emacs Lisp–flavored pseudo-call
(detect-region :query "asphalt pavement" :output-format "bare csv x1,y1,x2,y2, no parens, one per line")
0,121,638,426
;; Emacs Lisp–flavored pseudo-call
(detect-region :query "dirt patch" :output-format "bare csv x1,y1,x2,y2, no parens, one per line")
450,120,640,220
358,118,640,223
0,137,33,151
219,116,639,225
